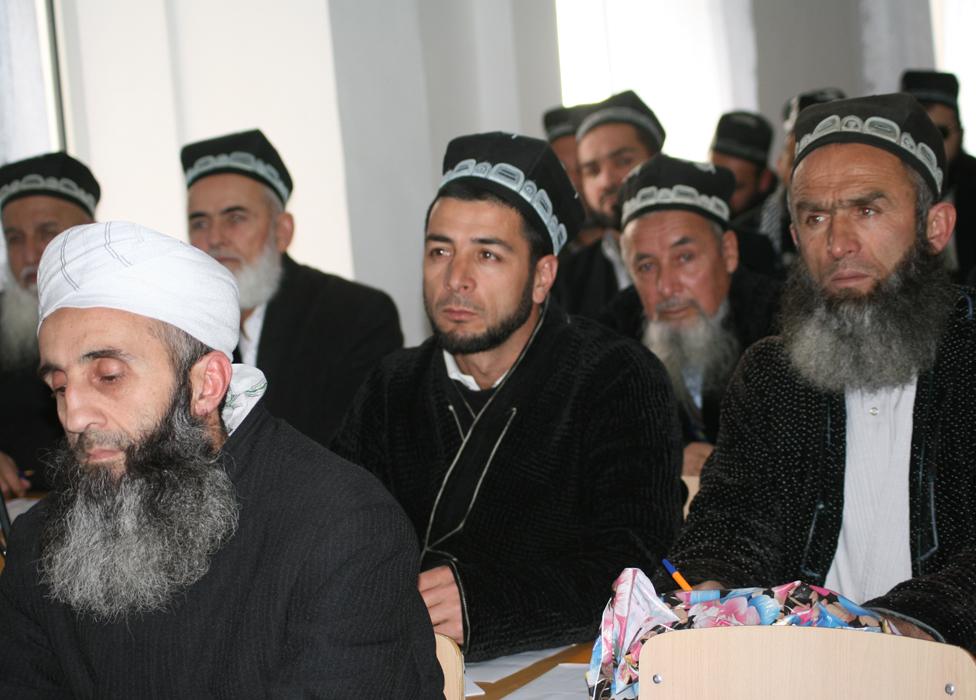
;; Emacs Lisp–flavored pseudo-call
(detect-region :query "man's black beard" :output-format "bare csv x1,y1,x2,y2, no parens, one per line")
780,237,956,393
40,377,239,621
426,272,535,355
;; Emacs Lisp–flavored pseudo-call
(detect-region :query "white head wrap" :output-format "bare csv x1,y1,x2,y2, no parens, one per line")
37,221,267,433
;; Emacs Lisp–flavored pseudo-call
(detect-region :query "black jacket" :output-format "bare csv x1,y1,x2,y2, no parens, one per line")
657,289,976,650
599,269,781,444
254,254,403,446
0,404,443,697
948,150,976,282
332,304,683,660
551,238,622,319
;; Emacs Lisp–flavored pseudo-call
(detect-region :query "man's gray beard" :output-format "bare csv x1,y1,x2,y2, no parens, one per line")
0,265,39,370
642,300,741,413
780,239,956,393
40,380,239,622
234,235,283,310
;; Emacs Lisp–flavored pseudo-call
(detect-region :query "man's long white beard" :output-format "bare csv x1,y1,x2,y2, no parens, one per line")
0,265,39,369
234,235,283,310
41,385,239,621
642,300,740,412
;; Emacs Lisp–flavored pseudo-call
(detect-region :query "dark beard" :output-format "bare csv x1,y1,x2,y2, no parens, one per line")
780,239,956,393
426,272,535,355
40,378,239,621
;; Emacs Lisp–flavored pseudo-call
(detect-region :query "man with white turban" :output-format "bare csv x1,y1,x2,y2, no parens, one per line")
0,221,442,697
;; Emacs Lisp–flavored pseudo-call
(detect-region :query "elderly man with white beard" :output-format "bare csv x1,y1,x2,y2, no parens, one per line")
0,152,99,496
181,129,403,447
601,154,781,477
0,221,443,697
655,94,976,651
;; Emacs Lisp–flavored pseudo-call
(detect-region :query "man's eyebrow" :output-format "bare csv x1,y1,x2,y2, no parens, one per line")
472,237,514,252
670,236,694,248
794,191,888,212
38,348,134,380
580,146,640,168
633,252,657,263
188,205,249,220
425,233,453,244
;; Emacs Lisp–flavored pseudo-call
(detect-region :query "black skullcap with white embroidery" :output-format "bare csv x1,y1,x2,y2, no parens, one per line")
438,132,585,255
900,70,960,113
792,92,946,197
782,87,846,134
619,153,734,229
543,103,595,142
181,129,293,204
0,152,100,218
576,91,666,153
711,111,773,167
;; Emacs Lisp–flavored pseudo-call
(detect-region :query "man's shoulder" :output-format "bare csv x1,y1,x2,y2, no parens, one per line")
557,311,666,382
279,256,395,308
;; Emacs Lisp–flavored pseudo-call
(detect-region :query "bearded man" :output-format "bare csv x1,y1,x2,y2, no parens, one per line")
331,132,683,661
0,222,442,696
601,154,780,476
656,94,976,651
182,129,403,446
0,152,99,495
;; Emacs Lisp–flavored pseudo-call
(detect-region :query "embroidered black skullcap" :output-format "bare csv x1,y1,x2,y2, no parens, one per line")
181,129,292,204
0,152,100,218
711,111,773,167
543,103,595,142
782,87,846,134
793,93,946,197
619,153,734,230
437,132,585,255
900,70,960,112
576,91,666,153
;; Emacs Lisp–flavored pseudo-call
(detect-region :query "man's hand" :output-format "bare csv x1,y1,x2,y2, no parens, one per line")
884,616,936,641
682,442,714,477
0,450,30,498
418,565,464,645
692,580,725,591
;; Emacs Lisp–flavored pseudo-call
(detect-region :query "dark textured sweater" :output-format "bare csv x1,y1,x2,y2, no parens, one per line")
655,288,976,651
332,304,684,660
0,404,443,698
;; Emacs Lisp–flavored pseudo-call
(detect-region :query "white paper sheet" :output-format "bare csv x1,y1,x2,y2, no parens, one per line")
464,645,571,684
6,497,40,521
464,676,485,697
504,663,590,698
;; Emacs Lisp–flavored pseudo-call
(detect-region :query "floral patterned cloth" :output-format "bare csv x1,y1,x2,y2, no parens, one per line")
585,568,889,699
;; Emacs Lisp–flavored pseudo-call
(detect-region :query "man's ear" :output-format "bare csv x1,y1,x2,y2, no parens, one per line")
533,254,559,304
273,212,295,253
925,201,956,254
188,351,233,419
759,168,775,194
721,229,740,274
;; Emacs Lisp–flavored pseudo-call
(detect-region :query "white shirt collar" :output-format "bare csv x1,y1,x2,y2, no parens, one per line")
238,302,268,367
442,350,507,391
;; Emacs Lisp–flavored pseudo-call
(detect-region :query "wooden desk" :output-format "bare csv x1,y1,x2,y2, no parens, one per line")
469,643,591,698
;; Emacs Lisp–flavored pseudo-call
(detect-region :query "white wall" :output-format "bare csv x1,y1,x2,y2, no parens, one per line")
329,0,563,344
54,0,353,277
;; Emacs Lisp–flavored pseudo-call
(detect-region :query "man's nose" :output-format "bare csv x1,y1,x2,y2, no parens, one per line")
61,384,105,437
446,256,473,292
827,214,861,259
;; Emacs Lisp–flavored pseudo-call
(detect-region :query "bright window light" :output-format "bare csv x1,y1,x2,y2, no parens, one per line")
555,0,752,161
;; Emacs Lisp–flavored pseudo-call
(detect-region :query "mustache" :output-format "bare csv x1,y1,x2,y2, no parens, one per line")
434,293,484,313
655,297,705,315
19,265,38,284
206,247,244,265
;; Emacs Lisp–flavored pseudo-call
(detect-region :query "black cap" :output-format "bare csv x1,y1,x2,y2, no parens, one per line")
711,111,773,167
181,129,292,204
576,90,666,153
438,132,585,255
0,152,100,217
900,70,959,112
793,93,946,197
619,154,734,229
543,103,595,142
782,87,846,133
